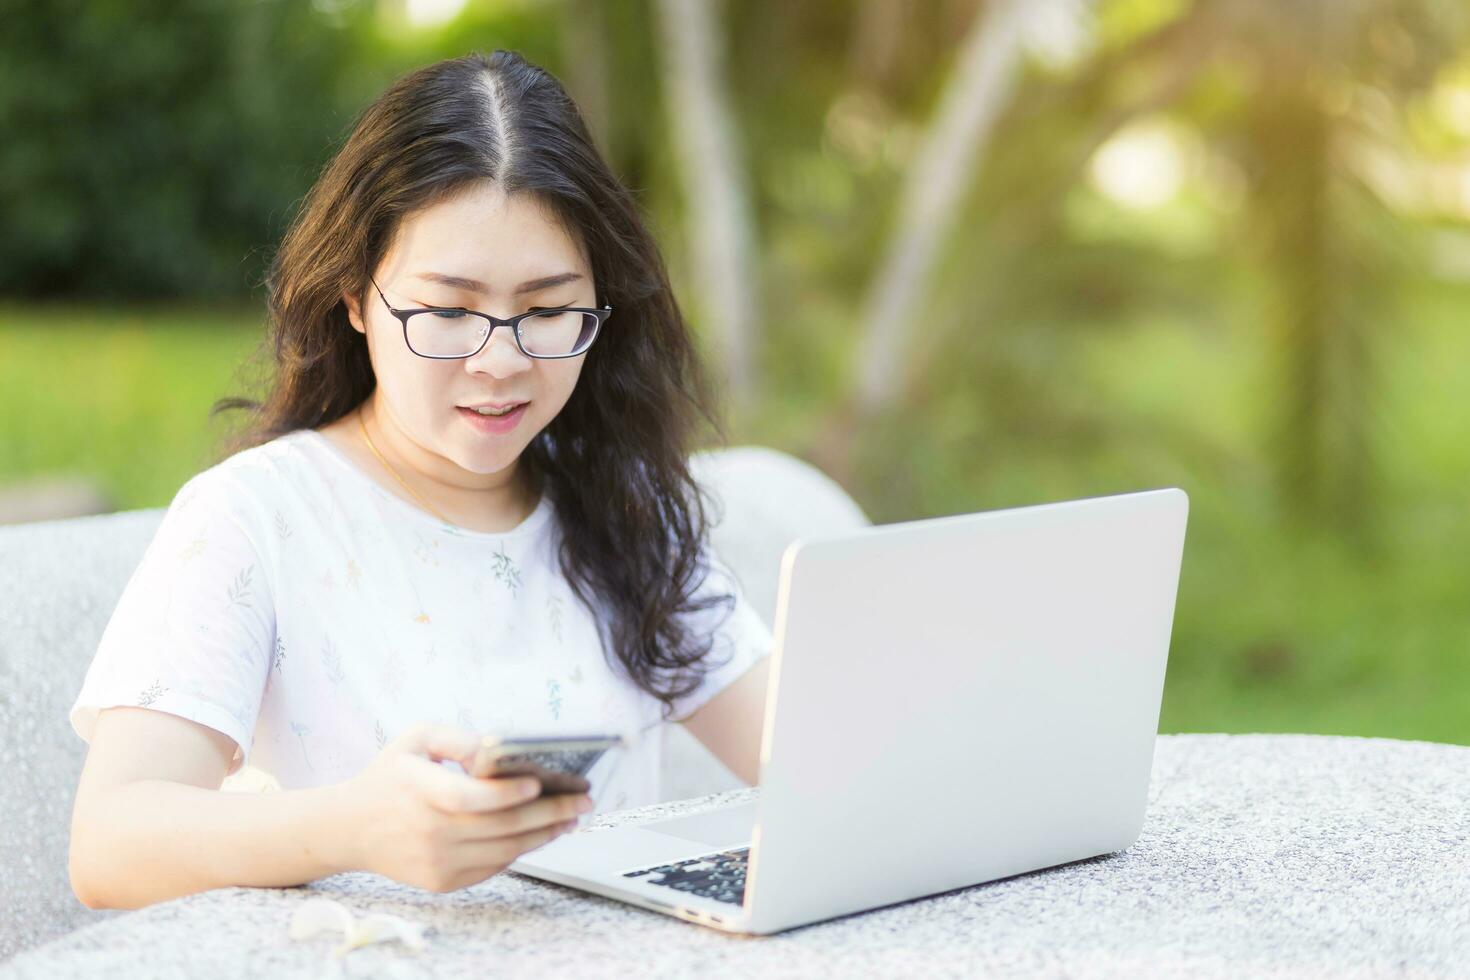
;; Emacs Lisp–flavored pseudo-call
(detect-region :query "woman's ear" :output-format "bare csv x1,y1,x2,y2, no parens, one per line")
342,289,367,335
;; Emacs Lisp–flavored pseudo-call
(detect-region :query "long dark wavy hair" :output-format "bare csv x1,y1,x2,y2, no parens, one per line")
216,50,736,722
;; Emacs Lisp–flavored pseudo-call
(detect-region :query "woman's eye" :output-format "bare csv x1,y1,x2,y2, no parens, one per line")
428,310,468,320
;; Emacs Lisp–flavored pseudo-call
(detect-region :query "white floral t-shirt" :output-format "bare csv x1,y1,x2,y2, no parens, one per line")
68,429,771,813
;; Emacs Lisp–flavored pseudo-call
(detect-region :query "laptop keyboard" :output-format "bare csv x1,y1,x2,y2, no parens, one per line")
621,847,749,906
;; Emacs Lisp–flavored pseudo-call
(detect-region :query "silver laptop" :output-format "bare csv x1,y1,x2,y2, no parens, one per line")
509,487,1190,934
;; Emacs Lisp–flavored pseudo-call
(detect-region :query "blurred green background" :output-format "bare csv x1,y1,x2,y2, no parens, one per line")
2,0,1467,744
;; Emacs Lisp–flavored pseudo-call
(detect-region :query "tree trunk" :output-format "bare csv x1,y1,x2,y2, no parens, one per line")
851,0,1032,412
560,0,612,156
812,0,1038,483
654,0,762,421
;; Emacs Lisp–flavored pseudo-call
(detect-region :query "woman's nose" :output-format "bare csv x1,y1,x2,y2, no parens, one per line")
465,323,532,376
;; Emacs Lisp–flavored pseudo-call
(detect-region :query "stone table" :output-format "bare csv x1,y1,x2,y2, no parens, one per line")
5,734,1467,979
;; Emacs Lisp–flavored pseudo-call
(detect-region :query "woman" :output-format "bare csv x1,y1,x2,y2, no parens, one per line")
67,50,771,909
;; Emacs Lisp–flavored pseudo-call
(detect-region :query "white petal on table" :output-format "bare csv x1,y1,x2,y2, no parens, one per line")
289,897,430,957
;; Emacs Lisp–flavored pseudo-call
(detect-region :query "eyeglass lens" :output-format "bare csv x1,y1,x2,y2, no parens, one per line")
405,310,598,358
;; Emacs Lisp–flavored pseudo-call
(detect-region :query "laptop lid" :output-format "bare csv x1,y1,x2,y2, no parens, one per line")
743,487,1189,934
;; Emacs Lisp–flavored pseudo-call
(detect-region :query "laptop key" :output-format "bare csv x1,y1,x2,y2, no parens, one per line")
622,846,752,905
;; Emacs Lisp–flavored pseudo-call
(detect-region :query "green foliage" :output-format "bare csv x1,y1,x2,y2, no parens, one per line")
1,0,1468,745
0,0,373,299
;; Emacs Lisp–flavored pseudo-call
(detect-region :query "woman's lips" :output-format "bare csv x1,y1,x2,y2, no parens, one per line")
457,403,529,434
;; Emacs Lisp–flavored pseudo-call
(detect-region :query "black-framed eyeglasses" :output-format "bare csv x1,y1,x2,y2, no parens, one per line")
370,275,611,360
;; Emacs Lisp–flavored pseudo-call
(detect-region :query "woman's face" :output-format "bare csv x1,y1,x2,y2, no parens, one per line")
343,182,594,485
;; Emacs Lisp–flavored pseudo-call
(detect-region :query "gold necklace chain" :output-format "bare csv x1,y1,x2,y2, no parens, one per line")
357,408,453,525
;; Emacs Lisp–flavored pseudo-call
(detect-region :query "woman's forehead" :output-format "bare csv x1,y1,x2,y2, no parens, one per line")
385,184,590,292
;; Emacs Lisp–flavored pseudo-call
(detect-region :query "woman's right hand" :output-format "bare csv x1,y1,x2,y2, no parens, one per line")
336,723,594,893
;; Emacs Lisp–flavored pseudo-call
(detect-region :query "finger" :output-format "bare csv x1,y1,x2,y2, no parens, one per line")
395,723,482,771
460,818,578,870
477,769,588,796
411,756,541,814
448,793,591,842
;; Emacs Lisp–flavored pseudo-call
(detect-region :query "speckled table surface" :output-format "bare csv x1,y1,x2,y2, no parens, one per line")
5,733,1468,980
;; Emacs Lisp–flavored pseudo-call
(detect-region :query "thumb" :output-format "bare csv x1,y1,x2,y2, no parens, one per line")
393,723,481,771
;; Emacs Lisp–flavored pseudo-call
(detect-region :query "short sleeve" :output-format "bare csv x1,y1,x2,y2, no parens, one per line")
666,550,773,724
69,470,275,777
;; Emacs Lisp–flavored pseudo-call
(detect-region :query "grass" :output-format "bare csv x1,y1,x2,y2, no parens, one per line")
0,302,263,509
3,290,1467,746
1068,281,1470,746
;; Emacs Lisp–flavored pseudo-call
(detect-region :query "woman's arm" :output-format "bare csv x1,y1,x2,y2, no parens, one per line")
72,709,590,908
69,706,355,910
677,658,770,786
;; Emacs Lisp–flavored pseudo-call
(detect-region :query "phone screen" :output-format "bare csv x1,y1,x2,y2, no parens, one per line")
469,734,623,794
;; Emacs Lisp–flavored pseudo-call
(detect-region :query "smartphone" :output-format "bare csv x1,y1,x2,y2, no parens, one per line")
467,733,624,796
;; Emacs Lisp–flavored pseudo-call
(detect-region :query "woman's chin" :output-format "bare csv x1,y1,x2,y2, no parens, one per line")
444,439,523,477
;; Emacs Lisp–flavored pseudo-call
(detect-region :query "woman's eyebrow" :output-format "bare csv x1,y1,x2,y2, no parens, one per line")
412,271,584,295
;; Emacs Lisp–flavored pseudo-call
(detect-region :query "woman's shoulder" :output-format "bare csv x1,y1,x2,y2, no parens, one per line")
166,429,335,532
